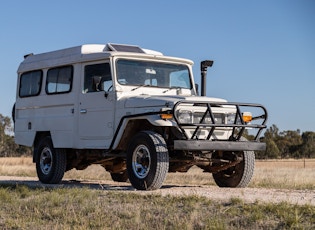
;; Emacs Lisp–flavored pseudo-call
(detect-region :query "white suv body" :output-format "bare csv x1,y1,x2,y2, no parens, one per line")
14,43,267,190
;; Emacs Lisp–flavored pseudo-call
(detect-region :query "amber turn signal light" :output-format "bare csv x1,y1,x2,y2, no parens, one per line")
160,113,173,120
242,112,252,123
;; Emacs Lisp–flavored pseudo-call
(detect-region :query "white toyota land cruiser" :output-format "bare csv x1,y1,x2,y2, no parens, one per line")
14,43,267,190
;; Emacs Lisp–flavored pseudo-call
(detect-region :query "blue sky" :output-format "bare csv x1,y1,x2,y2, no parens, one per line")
1,0,314,132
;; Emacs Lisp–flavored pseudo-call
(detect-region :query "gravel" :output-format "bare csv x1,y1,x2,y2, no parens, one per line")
0,176,314,206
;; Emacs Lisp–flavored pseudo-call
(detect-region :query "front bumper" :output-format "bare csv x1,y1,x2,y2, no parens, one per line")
174,140,266,151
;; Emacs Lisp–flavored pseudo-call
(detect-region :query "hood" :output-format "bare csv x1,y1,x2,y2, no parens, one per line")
124,95,227,108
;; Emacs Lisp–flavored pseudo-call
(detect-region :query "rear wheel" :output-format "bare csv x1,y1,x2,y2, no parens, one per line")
35,136,66,184
127,131,169,190
212,150,255,188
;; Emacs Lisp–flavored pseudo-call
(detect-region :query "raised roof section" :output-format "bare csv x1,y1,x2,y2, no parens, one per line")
81,44,106,54
23,43,163,61
18,43,166,72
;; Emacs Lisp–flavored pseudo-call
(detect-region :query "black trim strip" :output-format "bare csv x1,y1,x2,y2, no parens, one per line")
108,111,165,150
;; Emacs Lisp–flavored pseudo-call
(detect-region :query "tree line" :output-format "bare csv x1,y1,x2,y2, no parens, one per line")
245,124,315,159
0,114,31,157
1,113,314,159
258,124,315,159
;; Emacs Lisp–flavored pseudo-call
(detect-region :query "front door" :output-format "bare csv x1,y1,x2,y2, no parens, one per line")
78,62,114,149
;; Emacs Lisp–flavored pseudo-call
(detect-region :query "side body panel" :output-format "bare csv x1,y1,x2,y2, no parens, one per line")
15,65,79,148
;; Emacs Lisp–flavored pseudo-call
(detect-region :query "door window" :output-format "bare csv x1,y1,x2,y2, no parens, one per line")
83,63,112,93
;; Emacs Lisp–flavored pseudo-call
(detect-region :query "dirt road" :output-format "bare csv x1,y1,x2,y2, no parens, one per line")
0,176,314,206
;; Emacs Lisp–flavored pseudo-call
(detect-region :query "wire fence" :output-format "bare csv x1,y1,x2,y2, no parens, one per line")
256,158,315,168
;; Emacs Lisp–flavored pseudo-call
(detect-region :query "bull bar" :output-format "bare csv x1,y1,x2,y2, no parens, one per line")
172,101,268,151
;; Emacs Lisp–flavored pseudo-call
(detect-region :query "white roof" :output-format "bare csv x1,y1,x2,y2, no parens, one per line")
18,43,193,73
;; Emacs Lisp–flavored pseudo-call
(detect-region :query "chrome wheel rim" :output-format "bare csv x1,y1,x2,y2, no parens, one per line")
40,147,53,175
132,145,151,179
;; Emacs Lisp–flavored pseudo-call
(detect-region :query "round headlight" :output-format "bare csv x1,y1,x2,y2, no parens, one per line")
227,113,236,124
177,110,193,123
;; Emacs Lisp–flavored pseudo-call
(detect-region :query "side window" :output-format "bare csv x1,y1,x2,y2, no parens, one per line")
84,63,112,93
46,66,73,94
19,70,42,97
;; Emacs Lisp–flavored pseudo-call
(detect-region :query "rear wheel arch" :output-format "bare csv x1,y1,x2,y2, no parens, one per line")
33,131,51,162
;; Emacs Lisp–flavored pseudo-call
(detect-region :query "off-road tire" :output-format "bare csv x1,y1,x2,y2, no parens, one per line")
110,170,129,182
212,150,255,188
127,131,169,190
35,136,66,184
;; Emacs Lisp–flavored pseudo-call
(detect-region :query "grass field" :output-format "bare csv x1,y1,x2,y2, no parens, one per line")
0,157,314,229
0,185,313,229
1,157,314,190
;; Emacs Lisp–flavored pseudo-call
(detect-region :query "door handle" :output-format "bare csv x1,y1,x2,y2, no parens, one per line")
80,109,87,114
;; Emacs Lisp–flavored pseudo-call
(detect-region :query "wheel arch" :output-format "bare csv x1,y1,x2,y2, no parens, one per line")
33,131,51,163
114,119,162,151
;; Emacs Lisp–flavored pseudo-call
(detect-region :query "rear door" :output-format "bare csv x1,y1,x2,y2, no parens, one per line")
78,61,115,148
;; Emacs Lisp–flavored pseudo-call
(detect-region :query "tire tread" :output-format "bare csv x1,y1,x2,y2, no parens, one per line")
127,131,169,190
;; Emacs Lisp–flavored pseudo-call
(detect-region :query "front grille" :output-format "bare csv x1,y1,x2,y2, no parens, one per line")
193,113,224,124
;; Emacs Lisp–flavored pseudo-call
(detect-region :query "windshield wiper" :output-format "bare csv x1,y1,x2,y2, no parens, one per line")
131,84,151,91
163,87,181,93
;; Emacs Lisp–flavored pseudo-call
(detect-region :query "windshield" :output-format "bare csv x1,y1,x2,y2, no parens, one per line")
116,59,192,89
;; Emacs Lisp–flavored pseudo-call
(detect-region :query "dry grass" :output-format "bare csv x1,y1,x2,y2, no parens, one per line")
1,157,315,189
256,159,315,169
0,157,35,177
1,158,314,229
252,160,315,190
0,186,313,229
251,159,315,189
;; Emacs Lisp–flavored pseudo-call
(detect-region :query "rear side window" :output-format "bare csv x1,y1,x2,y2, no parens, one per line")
19,70,43,97
46,65,73,94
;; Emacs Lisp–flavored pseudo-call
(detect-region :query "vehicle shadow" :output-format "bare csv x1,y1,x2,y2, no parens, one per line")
0,178,202,191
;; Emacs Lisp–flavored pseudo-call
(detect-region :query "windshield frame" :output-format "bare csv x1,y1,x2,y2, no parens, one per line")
114,58,193,90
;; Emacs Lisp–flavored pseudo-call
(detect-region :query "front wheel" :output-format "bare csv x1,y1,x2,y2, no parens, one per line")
212,150,255,188
127,131,169,190
35,136,66,184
